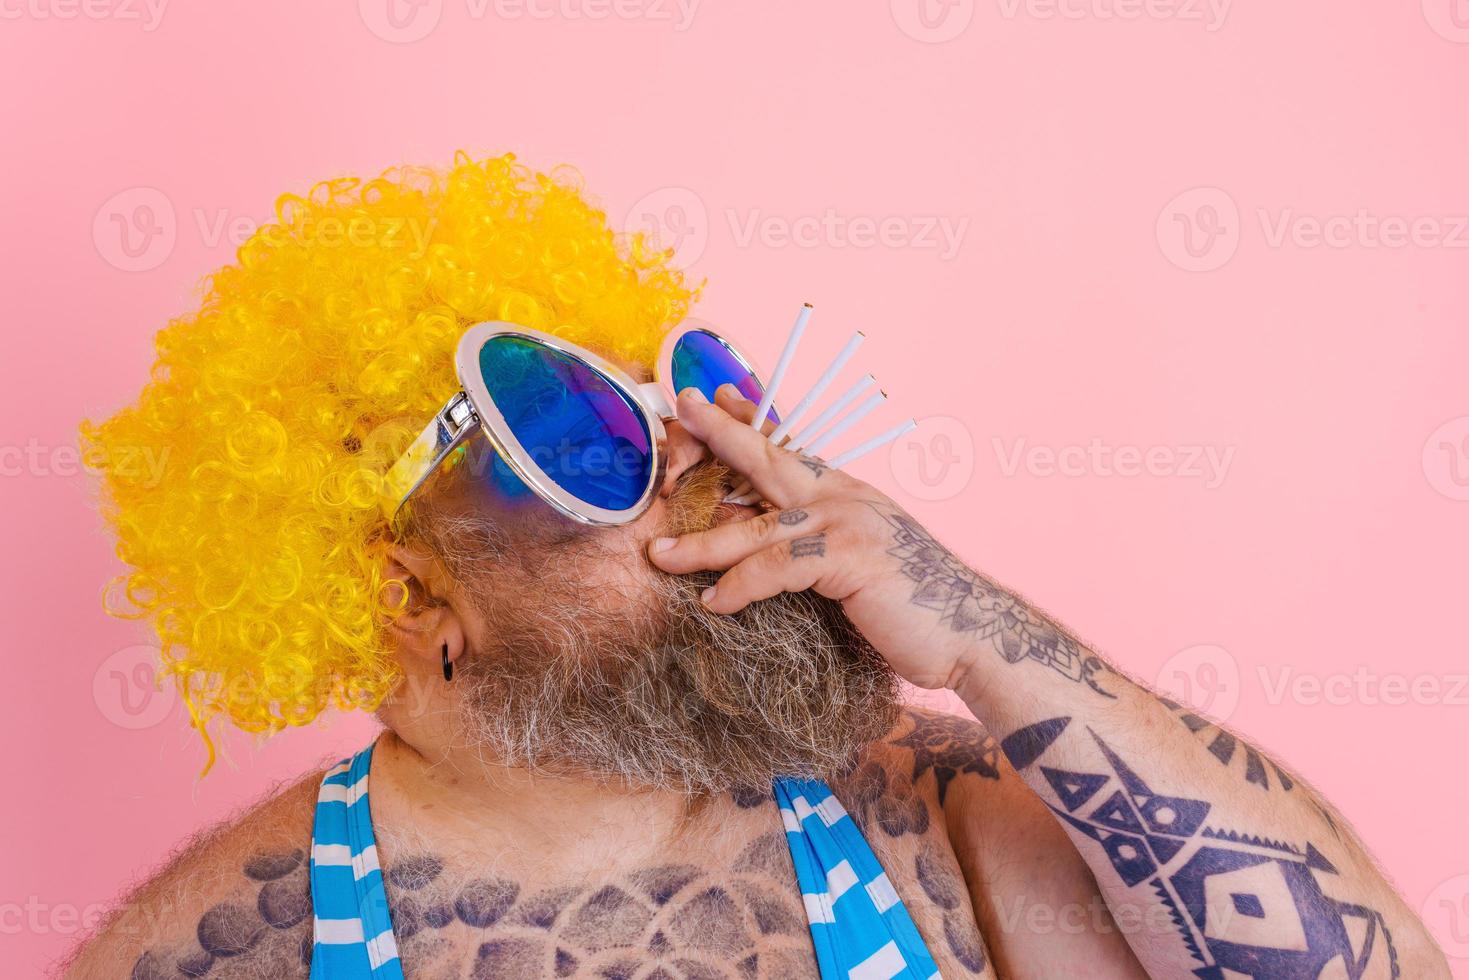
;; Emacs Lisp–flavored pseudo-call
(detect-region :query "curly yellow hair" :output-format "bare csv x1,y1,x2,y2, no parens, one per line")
81,152,697,770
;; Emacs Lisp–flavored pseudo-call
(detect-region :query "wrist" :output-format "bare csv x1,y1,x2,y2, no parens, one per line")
942,646,992,709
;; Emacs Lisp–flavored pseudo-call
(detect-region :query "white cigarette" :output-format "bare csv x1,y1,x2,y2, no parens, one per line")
750,304,811,430
785,374,877,453
764,330,865,444
724,367,877,502
799,389,886,457
824,418,918,470
726,403,903,507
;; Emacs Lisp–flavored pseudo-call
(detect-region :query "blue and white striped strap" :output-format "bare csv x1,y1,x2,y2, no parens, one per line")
308,746,404,980
774,776,942,980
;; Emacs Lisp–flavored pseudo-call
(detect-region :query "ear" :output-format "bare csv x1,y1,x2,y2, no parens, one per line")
382,543,467,676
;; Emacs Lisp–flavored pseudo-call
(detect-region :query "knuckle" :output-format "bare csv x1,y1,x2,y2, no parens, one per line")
751,511,782,542
760,545,791,571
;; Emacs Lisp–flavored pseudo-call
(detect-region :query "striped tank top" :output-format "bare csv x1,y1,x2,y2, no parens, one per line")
308,743,940,978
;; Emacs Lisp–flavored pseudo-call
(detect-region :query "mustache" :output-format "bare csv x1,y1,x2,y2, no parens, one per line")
661,458,740,538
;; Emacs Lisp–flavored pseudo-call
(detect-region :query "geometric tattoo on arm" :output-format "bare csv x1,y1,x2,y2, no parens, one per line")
871,507,1115,698
1158,695,1297,793
1029,728,1400,979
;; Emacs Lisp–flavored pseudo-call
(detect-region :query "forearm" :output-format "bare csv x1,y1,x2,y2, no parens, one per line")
922,562,1449,977
651,399,1449,976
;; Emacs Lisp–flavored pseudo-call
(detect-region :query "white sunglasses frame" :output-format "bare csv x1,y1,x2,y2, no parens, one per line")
379,319,771,527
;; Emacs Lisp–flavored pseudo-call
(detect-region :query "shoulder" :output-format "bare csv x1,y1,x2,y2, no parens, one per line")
61,765,329,980
841,705,1088,881
847,705,1004,800
829,706,1005,838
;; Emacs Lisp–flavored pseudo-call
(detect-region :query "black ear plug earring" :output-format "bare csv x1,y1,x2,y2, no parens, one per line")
441,641,453,682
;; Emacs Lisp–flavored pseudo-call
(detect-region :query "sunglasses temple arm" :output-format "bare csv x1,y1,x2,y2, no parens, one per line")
378,391,479,522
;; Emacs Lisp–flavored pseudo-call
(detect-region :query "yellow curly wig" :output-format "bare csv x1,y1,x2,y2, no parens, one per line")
81,152,697,770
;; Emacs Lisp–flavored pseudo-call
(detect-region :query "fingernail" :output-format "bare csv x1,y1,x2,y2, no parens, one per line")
716,382,745,401
680,387,708,403
651,537,677,553
701,585,717,604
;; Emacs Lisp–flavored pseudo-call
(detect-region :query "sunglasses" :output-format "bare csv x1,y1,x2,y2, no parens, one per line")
380,320,778,526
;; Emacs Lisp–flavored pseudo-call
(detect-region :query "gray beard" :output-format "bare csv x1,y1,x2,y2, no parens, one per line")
429,458,902,796
454,571,901,796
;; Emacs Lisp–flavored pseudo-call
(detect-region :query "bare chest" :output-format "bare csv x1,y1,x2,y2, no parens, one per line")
378,793,991,979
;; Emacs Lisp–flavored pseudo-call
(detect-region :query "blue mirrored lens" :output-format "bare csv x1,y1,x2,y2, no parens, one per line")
671,330,778,423
478,335,653,513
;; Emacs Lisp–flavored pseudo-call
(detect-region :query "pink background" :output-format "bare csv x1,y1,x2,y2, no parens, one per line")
2,1,1467,974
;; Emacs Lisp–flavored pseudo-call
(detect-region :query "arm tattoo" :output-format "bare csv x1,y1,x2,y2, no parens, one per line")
790,532,826,558
889,709,1001,806
1158,694,1351,843
870,505,1115,698
915,843,989,974
839,758,933,838
1026,725,1400,978
1158,695,1297,793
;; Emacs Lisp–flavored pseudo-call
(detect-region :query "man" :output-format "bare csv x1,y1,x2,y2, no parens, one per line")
70,154,1446,978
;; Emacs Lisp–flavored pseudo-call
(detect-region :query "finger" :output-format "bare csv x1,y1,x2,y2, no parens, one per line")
713,385,778,437
699,532,834,614
649,505,825,573
675,387,828,508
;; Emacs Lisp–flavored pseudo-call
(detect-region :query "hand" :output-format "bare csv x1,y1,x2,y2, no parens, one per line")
649,384,976,692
